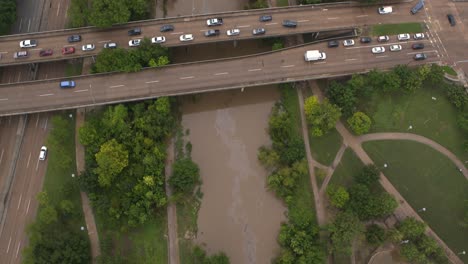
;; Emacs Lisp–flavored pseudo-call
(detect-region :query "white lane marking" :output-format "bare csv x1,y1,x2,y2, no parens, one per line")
322,8,328,11
6,237,11,253
98,40,111,43
0,98,8,101
35,158,39,171
315,62,326,64
26,199,31,214
0,149,4,165
44,116,48,129
18,17,23,32
406,50,438,55
265,22,278,25
35,115,39,127
376,55,388,58
73,89,89,93
16,242,21,258
30,48,41,51
109,85,124,88
248,68,261,72
170,32,183,35
17,194,22,210
356,15,368,18
328,17,339,20
281,65,295,68
27,19,31,32
180,76,194,79
214,72,228,75
298,19,309,22
57,2,60,16
145,80,160,83
38,93,54,97
238,25,250,28
0,51,7,54
26,152,31,168
345,58,358,61
199,29,208,32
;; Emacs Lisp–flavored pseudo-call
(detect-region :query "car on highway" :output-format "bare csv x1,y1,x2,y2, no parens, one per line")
104,42,117,48
39,49,53,57
328,40,339,48
81,44,95,51
447,14,456,26
19,40,37,48
206,18,223,26
414,53,427,60
39,146,47,161
128,39,141,47
179,34,194,42
389,44,402,52
60,80,76,88
371,46,385,54
282,20,297,28
259,15,272,22
252,28,266,35
13,51,28,58
160,24,174,32
411,0,424,14
360,37,372,43
343,39,355,47
397,33,410,41
62,47,75,55
205,29,220,37
67,35,81,43
378,6,393,14
414,33,425,39
412,43,425,49
227,29,240,36
377,35,389,42
151,36,166,44
128,28,142,36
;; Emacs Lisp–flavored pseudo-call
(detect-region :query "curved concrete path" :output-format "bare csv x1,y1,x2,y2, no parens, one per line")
358,133,467,180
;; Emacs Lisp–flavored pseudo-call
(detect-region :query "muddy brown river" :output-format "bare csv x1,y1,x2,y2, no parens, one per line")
181,86,287,263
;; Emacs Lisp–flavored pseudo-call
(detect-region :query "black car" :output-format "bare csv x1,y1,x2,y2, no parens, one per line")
360,37,372,43
259,15,272,22
282,20,297,28
128,28,142,36
447,14,456,26
328,40,339,48
204,29,220,37
67,35,81,43
412,43,425,50
414,53,427,61
160,24,174,32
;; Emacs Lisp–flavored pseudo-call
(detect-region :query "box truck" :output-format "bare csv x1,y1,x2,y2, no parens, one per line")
304,50,326,62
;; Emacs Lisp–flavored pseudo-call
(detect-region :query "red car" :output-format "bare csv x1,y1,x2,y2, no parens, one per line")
62,47,75,55
39,49,53,57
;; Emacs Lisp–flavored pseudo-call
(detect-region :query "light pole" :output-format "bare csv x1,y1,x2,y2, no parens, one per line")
418,207,426,212
458,251,466,255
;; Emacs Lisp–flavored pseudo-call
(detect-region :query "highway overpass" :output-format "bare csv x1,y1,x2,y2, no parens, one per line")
0,37,439,116
0,1,424,66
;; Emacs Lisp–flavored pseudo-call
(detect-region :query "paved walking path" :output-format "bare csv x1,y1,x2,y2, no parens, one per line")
165,138,180,264
319,143,346,195
75,108,101,262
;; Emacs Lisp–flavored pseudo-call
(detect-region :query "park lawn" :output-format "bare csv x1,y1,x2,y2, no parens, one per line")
289,165,316,224
371,22,423,36
441,65,457,76
281,84,302,138
329,148,364,188
363,84,467,161
276,0,289,6
177,191,202,264
308,128,343,166
363,140,468,263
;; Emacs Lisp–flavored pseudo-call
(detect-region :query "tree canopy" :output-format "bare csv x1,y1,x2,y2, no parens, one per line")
0,0,16,35
304,96,341,137
347,111,372,135
169,158,200,194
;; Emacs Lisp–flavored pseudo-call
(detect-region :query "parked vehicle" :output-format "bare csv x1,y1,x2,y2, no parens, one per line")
412,43,425,50
411,0,424,14
343,39,355,47
397,33,410,41
378,35,389,42
206,18,223,26
414,33,425,39
447,14,456,26
304,50,326,62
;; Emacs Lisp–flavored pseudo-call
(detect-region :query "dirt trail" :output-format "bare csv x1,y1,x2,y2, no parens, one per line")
75,108,101,262
164,138,180,264
309,81,464,264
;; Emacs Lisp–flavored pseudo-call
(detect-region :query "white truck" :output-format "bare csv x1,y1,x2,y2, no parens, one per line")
206,18,223,26
304,50,326,62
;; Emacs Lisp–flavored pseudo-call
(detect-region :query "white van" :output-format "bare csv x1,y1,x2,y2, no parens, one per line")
378,6,393,14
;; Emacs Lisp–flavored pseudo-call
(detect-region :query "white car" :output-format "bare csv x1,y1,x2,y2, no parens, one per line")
377,35,389,42
378,6,393,14
397,33,411,41
81,44,95,51
128,39,141,47
227,29,240,36
179,34,194,42
151,36,166,44
19,40,38,48
39,146,47,161
372,46,385,54
343,39,355,47
414,33,425,40
389,45,402,52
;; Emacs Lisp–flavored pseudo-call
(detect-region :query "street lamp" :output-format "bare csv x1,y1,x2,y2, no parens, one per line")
418,207,426,212
400,240,410,244
458,251,466,255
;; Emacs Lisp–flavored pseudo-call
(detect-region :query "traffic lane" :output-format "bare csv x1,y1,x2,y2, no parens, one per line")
0,116,20,189
0,42,439,115
0,2,424,65
0,114,49,263
13,0,45,33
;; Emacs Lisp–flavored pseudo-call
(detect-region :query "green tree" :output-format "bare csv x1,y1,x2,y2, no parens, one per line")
366,224,386,246
267,159,307,201
94,139,129,187
425,64,445,86
89,0,131,27
328,210,364,254
398,218,426,239
68,0,89,28
446,83,468,110
0,0,16,35
246,0,268,9
169,158,200,194
304,96,341,137
326,185,349,209
257,146,280,171
93,48,142,73
354,165,380,187
380,71,401,93
38,206,58,225
457,112,468,133
272,41,284,51
347,111,372,135
326,81,357,117
400,243,426,263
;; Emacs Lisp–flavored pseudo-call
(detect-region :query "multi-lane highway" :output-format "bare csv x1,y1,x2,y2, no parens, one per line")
0,35,439,116
0,2,425,66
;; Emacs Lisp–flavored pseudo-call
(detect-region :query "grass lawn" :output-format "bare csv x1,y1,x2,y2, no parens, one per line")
441,65,457,76
315,167,327,189
371,22,423,36
329,148,364,188
363,84,467,161
281,84,302,138
363,140,468,263
276,0,289,6
177,191,202,264
65,61,83,77
289,166,316,223
308,128,343,166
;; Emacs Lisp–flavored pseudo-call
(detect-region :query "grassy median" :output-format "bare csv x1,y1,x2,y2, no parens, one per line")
371,22,423,36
